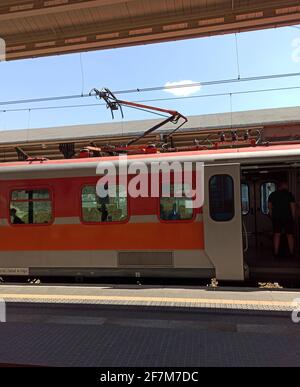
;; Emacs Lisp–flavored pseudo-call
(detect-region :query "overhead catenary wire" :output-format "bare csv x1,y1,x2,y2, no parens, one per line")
79,53,85,97
1,84,300,114
229,93,233,129
234,33,241,80
112,72,300,94
1,71,300,107
2,24,300,110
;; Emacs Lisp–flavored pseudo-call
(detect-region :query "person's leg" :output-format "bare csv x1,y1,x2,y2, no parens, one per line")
287,234,294,255
285,219,295,256
273,233,281,255
272,219,281,256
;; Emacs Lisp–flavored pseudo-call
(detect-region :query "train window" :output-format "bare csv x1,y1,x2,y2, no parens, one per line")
81,185,127,223
160,184,194,221
10,189,52,225
261,182,277,215
241,183,250,215
209,175,234,222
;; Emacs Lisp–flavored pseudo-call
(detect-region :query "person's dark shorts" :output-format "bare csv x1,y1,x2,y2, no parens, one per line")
272,218,295,234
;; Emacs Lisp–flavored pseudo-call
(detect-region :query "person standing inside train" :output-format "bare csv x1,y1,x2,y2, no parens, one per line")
10,208,24,224
268,181,296,257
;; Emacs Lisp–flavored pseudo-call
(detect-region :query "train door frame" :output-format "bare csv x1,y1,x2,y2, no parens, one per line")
203,163,244,281
242,165,297,265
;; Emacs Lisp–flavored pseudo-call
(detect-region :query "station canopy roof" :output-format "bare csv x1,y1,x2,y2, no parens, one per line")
1,0,300,60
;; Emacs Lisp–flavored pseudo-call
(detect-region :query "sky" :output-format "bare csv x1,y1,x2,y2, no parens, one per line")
1,25,300,131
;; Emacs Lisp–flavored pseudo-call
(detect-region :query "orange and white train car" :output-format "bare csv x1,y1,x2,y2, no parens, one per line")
1,143,300,281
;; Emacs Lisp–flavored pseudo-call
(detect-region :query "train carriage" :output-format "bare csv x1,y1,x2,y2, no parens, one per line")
1,143,300,282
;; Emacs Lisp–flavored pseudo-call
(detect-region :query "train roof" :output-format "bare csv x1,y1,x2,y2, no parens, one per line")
2,142,300,167
1,143,300,180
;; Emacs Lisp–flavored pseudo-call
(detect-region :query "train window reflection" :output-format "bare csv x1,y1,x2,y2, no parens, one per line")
241,183,250,215
261,182,276,215
10,189,52,225
81,185,127,223
209,175,234,222
160,184,194,221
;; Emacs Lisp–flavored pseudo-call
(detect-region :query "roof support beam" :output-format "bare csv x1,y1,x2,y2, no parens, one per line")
0,0,136,21
1,0,300,60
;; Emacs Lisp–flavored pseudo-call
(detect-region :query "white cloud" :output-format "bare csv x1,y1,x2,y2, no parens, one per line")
164,80,201,97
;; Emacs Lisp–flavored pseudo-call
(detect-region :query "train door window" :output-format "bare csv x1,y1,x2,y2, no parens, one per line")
10,189,52,225
261,182,277,215
160,183,194,221
241,183,250,215
81,185,127,223
209,175,234,221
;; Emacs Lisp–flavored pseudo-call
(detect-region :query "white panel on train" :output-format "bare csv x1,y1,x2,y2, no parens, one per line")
203,164,244,281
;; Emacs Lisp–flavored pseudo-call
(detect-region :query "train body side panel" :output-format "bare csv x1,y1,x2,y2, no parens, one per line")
0,174,215,277
203,164,244,281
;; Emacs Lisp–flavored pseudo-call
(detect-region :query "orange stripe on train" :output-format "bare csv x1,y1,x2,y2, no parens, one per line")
0,223,204,251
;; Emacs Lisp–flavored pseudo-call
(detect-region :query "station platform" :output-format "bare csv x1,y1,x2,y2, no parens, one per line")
0,283,298,312
0,284,299,367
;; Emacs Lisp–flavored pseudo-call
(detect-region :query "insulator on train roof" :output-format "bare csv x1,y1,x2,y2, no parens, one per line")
219,132,225,142
244,130,250,141
231,131,238,142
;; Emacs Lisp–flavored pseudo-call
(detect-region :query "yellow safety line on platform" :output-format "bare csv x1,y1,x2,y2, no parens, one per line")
0,293,293,308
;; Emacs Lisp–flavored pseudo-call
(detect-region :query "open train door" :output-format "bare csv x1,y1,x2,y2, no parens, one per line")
203,163,244,281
